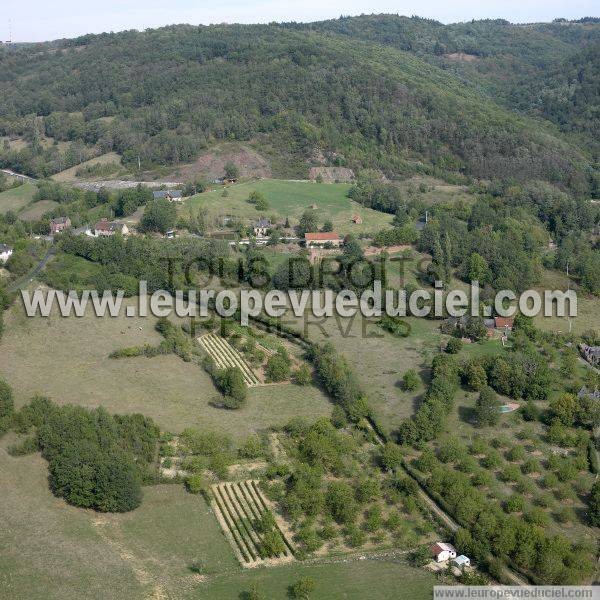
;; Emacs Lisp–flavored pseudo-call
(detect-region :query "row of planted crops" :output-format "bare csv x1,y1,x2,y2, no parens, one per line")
199,333,260,386
211,480,294,567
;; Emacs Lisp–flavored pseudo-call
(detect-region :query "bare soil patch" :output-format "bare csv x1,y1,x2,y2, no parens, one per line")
308,166,355,182
444,52,480,62
170,144,271,181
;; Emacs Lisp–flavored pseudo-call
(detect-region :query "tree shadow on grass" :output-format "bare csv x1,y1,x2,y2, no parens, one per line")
458,404,476,425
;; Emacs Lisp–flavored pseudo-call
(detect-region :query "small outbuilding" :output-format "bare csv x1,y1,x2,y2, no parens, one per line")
494,316,514,330
430,542,457,563
453,555,471,568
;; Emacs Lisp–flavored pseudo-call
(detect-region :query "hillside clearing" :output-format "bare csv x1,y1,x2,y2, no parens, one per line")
51,152,122,182
186,179,393,233
0,182,38,214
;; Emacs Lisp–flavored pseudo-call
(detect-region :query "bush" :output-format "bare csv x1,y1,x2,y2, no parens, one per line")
185,474,204,494
506,446,526,462
355,478,381,504
590,481,600,526
330,405,348,429
363,505,383,532
343,523,366,547
481,449,503,469
402,369,421,391
326,481,358,524
514,477,535,495
239,435,264,459
409,545,432,567
472,470,493,487
445,337,462,354
289,577,315,600
215,367,247,407
504,494,525,513
259,530,286,557
521,457,542,474
265,354,291,382
0,377,13,419
500,464,521,482
524,507,550,526
295,524,322,552
555,506,577,524
294,364,312,386
475,386,500,427
7,435,38,456
379,442,403,471
541,473,559,489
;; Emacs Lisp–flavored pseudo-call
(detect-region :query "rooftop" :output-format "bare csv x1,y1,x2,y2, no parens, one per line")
95,218,123,232
494,316,514,329
305,232,341,241
430,542,456,555
153,190,182,199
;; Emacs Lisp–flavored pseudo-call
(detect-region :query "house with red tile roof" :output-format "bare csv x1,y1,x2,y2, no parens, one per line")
304,232,342,247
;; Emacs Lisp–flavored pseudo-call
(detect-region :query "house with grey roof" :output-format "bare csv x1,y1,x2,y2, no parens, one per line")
153,190,183,202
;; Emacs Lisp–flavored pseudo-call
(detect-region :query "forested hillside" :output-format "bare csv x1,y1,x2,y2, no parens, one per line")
304,16,600,155
0,18,598,193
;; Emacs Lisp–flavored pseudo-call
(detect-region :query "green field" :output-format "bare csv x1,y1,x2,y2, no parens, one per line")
196,558,437,600
283,294,442,436
0,296,332,440
0,182,38,214
186,179,393,234
18,199,59,221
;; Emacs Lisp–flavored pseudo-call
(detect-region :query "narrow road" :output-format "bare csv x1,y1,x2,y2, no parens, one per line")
0,168,36,182
7,246,56,293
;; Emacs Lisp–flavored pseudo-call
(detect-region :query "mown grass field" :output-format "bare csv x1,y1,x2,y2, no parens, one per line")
0,182,38,214
0,436,235,600
0,295,332,440
195,559,437,600
186,179,393,234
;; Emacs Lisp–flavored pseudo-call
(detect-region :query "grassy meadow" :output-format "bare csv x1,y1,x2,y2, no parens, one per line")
0,295,332,441
185,179,393,234
0,182,38,214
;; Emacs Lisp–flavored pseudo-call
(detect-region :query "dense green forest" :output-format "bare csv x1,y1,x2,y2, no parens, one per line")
0,16,598,193
301,16,600,157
